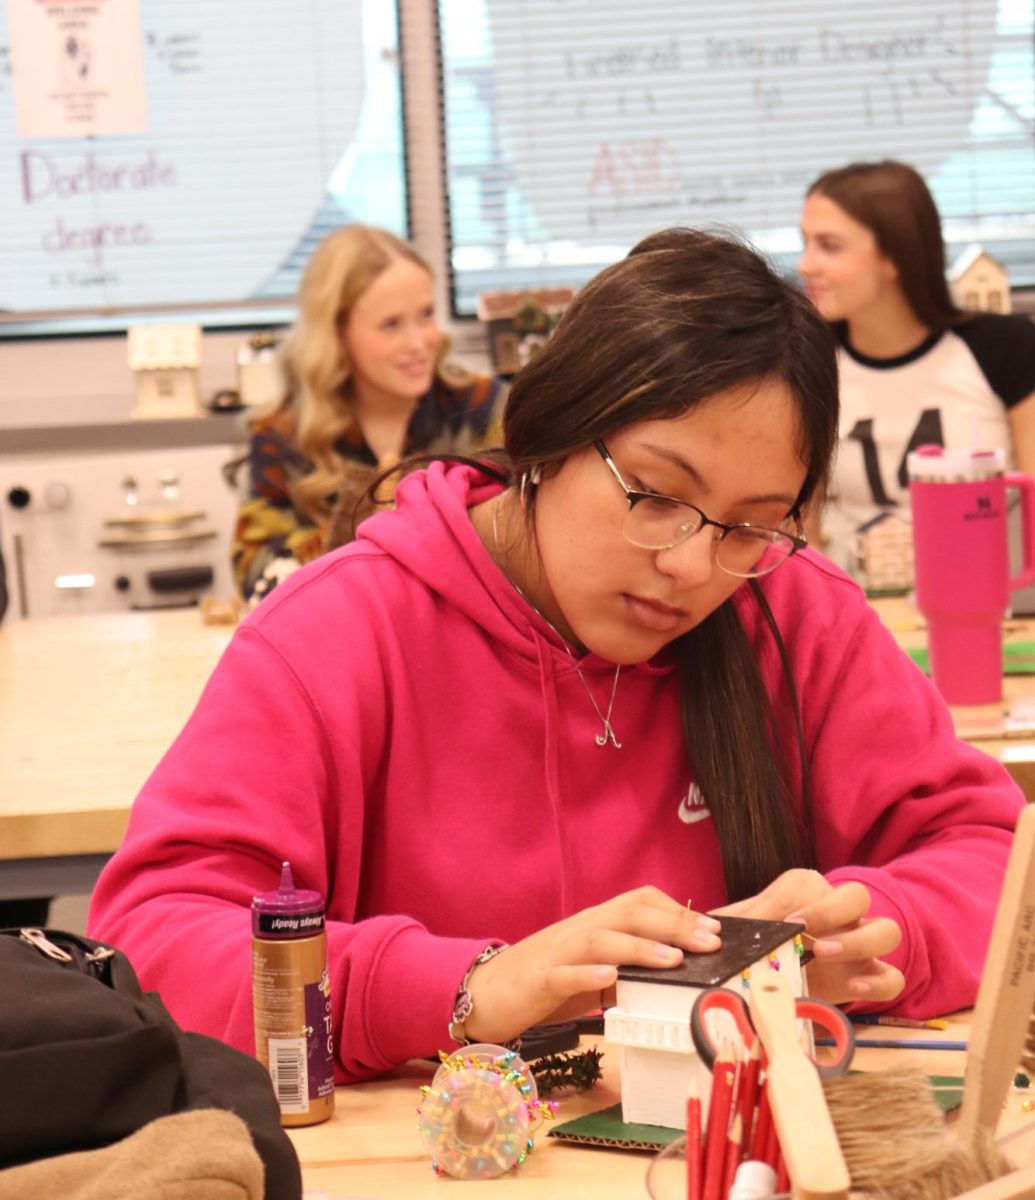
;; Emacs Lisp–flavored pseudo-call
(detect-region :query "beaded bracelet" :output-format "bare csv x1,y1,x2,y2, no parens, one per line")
448,944,513,1046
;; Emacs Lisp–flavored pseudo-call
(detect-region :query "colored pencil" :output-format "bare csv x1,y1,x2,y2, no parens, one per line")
701,1043,736,1200
686,1081,703,1200
816,1036,967,1051
851,1014,949,1030
721,1113,743,1199
762,1099,780,1171
736,1042,762,1162
775,1150,790,1195
748,1077,771,1163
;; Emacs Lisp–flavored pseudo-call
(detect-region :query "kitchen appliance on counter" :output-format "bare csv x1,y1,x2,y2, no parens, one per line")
0,443,242,619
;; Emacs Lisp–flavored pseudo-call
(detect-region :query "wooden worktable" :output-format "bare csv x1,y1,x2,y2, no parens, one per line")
288,1023,1034,1197
0,609,232,895
1,597,1032,900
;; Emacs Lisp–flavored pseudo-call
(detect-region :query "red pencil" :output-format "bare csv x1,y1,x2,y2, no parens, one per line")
701,1043,736,1200
749,1076,771,1163
737,1042,761,1161
775,1150,790,1195
763,1098,780,1171
686,1080,703,1200
721,1113,743,1199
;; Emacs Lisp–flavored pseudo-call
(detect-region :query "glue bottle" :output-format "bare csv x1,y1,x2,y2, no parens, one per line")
728,1160,779,1199
251,861,335,1126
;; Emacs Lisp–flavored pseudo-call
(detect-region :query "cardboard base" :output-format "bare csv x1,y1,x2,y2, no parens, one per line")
547,1077,965,1152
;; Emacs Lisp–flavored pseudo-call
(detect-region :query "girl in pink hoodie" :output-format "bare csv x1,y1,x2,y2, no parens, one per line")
89,228,1023,1082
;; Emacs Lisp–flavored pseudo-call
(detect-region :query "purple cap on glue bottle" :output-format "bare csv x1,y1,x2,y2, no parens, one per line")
251,861,325,940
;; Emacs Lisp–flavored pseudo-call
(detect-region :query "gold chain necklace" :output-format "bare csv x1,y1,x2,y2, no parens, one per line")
490,499,622,748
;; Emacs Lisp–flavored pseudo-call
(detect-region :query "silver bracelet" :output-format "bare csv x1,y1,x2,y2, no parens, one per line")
448,943,510,1045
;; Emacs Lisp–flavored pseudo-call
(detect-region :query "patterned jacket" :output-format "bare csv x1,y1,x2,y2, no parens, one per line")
231,369,504,598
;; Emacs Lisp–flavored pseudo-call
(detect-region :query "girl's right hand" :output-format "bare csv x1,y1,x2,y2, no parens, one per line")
461,886,722,1045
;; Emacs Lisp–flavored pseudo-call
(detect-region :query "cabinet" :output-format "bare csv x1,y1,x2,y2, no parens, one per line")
0,417,246,618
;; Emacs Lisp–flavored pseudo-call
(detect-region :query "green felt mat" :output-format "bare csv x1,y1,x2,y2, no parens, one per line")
908,642,1035,675
548,1076,964,1151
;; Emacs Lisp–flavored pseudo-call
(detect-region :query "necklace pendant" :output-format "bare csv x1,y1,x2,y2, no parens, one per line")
595,721,622,749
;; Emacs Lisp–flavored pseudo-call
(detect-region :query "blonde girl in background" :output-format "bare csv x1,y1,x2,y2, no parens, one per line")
232,225,504,599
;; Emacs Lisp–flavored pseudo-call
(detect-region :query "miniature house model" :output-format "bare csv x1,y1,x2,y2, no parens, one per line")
476,286,577,377
851,511,914,594
604,916,806,1130
127,323,202,419
949,245,1011,314
237,331,285,408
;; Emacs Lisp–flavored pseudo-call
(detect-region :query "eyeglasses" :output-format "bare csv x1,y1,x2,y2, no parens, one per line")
594,440,806,579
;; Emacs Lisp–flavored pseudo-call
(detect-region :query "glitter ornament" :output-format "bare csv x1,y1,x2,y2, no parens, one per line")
416,1044,557,1179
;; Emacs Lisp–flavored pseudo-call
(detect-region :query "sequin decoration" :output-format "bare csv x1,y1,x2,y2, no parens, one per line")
416,1044,559,1178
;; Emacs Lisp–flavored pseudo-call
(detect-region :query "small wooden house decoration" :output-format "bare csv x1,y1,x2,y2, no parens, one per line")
949,245,1011,314
477,286,577,377
127,323,202,419
604,916,807,1129
851,511,914,595
237,331,285,408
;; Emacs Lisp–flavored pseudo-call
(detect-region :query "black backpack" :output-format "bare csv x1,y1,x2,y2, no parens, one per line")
0,928,301,1199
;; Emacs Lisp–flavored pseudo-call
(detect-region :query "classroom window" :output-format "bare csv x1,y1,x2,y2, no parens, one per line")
436,0,1035,316
0,0,406,337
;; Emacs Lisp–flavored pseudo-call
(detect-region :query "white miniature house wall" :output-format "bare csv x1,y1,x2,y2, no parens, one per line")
604,916,806,1130
949,245,1011,314
127,323,203,419
851,511,914,594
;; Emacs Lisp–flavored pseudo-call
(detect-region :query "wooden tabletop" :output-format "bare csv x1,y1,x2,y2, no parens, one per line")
289,1025,1035,1197
1,598,1032,871
0,609,232,860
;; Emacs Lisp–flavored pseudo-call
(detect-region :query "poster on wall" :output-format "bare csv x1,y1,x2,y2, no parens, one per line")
483,0,1000,244
7,0,147,138
439,0,1035,313
0,0,405,326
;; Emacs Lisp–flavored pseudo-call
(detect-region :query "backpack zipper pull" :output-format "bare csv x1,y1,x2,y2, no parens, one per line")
19,928,73,962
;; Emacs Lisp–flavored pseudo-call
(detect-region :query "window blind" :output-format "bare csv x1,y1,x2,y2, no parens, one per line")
0,0,406,337
437,0,1035,316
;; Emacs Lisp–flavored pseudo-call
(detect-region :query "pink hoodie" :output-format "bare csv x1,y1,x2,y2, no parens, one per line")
88,463,1023,1082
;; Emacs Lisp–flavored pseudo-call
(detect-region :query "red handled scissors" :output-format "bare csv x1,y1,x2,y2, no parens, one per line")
690,985,855,1080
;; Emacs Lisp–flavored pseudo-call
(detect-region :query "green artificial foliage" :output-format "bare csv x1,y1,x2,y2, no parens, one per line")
530,1046,604,1096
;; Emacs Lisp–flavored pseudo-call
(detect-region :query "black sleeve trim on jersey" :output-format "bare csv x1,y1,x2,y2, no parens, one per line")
956,312,1035,409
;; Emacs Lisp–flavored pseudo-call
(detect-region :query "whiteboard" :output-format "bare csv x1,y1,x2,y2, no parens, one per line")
484,0,999,242
0,0,405,322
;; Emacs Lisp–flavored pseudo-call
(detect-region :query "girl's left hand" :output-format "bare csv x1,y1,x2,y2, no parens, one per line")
714,869,904,1006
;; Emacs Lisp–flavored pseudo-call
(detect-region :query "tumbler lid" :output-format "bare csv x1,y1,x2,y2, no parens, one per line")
252,861,325,937
906,445,1005,483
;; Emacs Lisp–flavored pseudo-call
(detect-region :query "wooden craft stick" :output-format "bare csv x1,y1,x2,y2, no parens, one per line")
747,968,850,1200
958,804,1035,1150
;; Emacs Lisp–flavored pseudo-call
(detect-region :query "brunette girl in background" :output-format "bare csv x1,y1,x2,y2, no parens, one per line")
799,159,1035,580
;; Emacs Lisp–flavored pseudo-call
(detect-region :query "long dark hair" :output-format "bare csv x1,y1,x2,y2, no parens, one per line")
807,160,962,331
504,227,838,900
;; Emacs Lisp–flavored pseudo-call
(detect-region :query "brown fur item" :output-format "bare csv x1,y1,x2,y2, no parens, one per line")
822,1069,1013,1200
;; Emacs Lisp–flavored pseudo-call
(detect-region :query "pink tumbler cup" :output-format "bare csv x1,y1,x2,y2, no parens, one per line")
908,445,1035,705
